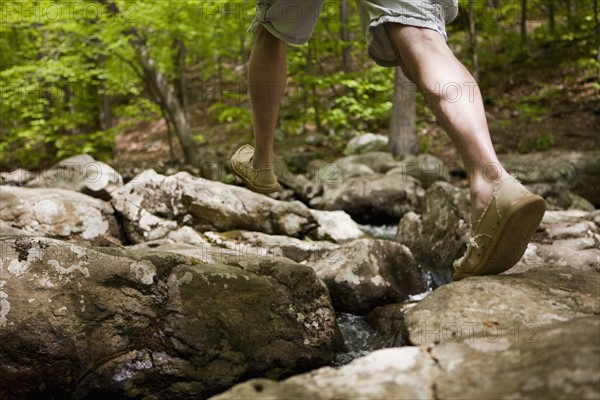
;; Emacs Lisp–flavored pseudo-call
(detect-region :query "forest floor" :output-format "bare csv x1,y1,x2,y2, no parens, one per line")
114,41,599,178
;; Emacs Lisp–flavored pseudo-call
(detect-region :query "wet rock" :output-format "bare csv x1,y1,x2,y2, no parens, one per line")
344,133,389,155
212,316,600,400
0,237,342,399
307,238,427,314
320,174,424,224
396,181,470,277
527,182,595,211
403,266,600,346
111,170,359,244
25,154,123,200
499,150,600,206
0,186,122,244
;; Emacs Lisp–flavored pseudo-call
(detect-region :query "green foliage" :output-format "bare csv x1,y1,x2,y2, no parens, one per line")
0,0,597,168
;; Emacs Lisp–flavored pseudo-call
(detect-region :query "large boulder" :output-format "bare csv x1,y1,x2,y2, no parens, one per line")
211,317,600,400
396,181,470,277
0,237,342,399
0,186,122,244
402,266,600,346
307,238,427,314
25,154,124,200
499,150,600,206
111,170,363,244
320,174,424,224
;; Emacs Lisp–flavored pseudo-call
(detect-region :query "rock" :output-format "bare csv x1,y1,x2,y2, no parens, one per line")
335,152,397,174
344,133,389,155
111,170,359,244
527,182,595,211
0,168,34,185
308,210,365,242
320,174,425,224
396,182,470,277
499,150,600,206
307,238,427,314
403,266,600,346
211,347,439,400
432,316,600,400
211,317,600,400
25,154,123,200
387,154,451,188
0,237,342,399
0,186,122,244
509,210,600,273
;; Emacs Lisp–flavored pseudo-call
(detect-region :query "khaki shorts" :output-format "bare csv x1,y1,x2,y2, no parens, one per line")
250,0,459,67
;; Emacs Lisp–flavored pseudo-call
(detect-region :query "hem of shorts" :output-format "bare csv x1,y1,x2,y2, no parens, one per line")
248,20,311,46
367,15,447,68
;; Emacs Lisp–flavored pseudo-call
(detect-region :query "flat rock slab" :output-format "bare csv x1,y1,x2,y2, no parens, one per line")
403,266,599,346
0,237,342,399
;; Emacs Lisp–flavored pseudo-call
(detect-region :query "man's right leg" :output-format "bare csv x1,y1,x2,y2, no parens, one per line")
249,25,287,169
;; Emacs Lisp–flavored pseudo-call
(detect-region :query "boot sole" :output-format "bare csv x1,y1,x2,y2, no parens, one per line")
454,195,546,280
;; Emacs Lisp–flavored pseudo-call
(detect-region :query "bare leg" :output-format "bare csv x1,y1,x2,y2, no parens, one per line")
248,25,287,169
384,24,509,223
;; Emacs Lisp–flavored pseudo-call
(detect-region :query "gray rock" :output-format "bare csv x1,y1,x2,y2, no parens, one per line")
111,170,359,244
387,154,451,188
0,186,122,244
432,316,600,400
527,182,595,211
321,174,424,224
212,317,600,400
403,266,600,346
0,237,342,399
25,154,123,200
335,152,398,174
344,133,389,155
210,347,439,400
307,238,427,314
499,150,600,206
509,210,600,273
0,168,34,185
396,181,470,276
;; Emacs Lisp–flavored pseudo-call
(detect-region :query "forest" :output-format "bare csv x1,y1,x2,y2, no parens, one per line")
1,0,598,172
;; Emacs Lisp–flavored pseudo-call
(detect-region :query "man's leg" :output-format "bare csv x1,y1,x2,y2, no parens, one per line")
384,24,507,223
248,25,287,169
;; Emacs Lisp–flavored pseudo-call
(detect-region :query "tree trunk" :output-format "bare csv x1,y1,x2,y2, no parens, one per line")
389,68,417,157
174,38,189,120
134,37,198,166
595,0,600,80
97,53,112,131
340,0,352,73
520,0,528,51
547,0,555,33
468,0,479,82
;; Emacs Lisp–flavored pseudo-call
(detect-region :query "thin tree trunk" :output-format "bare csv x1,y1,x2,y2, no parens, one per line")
389,68,417,157
341,0,352,73
520,0,528,52
174,38,189,120
468,0,479,82
548,0,555,33
133,37,198,166
595,0,599,79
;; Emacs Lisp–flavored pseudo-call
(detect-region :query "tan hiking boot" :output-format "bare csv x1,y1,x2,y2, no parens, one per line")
453,177,546,281
230,145,281,194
